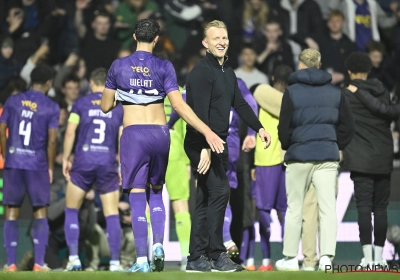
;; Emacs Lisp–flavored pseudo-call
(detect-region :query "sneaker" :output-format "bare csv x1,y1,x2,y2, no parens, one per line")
301,264,316,271
180,259,188,272
65,258,82,271
109,263,124,272
186,255,211,273
210,252,242,272
33,264,51,272
259,264,273,271
3,264,17,272
152,244,165,272
318,256,332,271
225,241,239,259
125,262,150,273
358,258,374,270
245,264,256,271
276,257,299,271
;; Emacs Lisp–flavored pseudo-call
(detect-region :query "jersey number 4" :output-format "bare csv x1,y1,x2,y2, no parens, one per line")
92,119,106,144
19,120,32,146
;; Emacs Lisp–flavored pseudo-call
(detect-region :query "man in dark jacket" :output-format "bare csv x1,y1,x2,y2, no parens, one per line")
343,52,399,269
277,48,355,271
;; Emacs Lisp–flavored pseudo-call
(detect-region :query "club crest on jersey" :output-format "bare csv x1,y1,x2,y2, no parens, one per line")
131,66,151,77
82,144,89,152
21,100,37,112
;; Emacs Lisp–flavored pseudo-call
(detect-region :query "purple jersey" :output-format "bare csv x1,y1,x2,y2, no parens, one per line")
0,90,59,171
71,92,123,167
105,51,179,105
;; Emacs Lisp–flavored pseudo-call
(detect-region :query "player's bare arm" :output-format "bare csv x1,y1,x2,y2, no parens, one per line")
47,128,58,183
101,88,118,114
168,90,225,153
62,121,78,180
0,122,7,161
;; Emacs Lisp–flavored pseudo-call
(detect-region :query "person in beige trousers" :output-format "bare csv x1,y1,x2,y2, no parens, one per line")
276,49,355,271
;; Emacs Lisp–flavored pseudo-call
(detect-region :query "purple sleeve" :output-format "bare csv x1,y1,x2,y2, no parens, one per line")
164,61,179,94
105,59,119,90
0,99,11,124
167,91,186,128
49,103,60,129
70,99,81,116
238,79,259,136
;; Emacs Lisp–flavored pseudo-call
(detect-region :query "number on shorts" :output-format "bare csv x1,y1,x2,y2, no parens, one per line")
19,120,32,146
92,119,106,144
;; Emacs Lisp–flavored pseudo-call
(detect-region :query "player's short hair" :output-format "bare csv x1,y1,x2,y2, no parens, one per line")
299,48,321,68
30,65,55,85
273,65,293,85
90,68,107,86
203,20,227,39
345,52,373,74
329,10,345,20
366,40,385,54
62,75,80,88
134,19,160,43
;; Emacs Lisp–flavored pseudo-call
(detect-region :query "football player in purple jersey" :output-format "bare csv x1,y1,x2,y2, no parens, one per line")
100,19,224,273
0,65,59,272
62,68,124,271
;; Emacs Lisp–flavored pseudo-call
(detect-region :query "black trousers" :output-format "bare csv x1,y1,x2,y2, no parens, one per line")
350,171,391,247
185,140,230,261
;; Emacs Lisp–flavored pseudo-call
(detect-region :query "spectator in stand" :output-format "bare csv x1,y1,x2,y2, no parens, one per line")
54,53,90,97
241,0,271,44
366,41,396,92
0,37,20,93
60,75,80,112
81,11,120,77
256,20,295,80
115,0,159,49
235,44,269,89
20,41,50,85
329,0,397,52
0,76,27,108
163,0,218,52
318,10,358,86
276,0,324,50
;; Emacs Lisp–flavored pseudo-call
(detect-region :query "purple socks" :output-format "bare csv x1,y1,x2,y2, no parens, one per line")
32,218,49,266
106,215,121,261
129,192,148,257
64,207,79,256
240,225,256,263
223,205,233,243
146,188,165,245
4,220,18,266
259,210,271,259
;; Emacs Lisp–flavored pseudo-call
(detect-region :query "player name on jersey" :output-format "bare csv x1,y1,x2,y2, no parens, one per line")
88,109,112,118
129,79,153,88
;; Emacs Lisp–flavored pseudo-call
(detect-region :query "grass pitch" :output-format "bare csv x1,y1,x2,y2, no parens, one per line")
1,271,400,280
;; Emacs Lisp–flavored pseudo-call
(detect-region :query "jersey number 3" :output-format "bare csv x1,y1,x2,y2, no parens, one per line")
92,119,106,144
19,120,32,146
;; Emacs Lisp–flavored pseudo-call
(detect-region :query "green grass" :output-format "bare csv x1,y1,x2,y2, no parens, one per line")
1,271,400,280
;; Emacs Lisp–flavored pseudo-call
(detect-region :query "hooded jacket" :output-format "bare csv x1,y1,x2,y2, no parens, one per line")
343,79,396,174
278,68,355,162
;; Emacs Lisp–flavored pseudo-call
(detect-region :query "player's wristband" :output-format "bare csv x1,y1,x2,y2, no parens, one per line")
118,165,121,172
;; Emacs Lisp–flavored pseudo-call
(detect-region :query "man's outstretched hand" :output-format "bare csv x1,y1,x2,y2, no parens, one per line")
258,128,271,149
204,129,225,153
